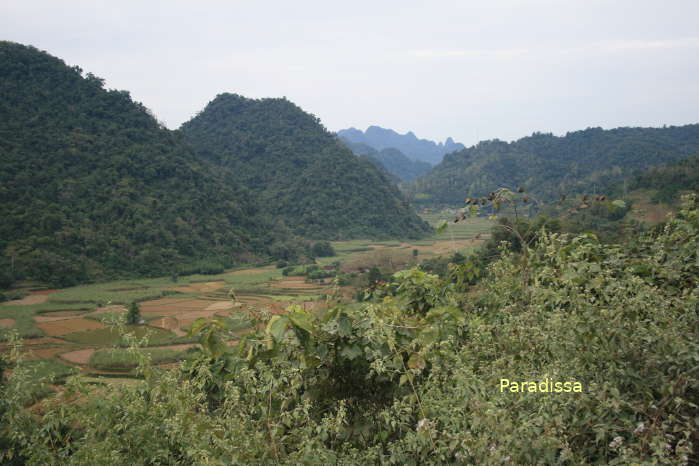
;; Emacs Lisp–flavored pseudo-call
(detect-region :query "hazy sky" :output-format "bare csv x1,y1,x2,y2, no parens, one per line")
2,0,698,147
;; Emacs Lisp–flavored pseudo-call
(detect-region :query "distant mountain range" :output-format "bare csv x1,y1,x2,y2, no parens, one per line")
340,141,432,183
337,126,464,166
410,126,699,206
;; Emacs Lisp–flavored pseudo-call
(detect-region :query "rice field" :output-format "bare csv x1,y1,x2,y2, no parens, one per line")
1,213,494,397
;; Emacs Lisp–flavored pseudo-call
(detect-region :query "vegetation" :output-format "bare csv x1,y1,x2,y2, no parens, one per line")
341,140,432,183
61,325,175,346
0,41,307,288
2,191,697,463
627,153,699,204
125,302,141,325
411,126,699,206
180,93,432,239
88,347,194,371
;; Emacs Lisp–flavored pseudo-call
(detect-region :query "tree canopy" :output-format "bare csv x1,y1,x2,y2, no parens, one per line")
410,126,699,205
180,94,432,240
0,42,298,286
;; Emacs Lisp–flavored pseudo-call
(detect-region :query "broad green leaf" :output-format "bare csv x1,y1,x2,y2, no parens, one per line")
339,344,362,360
289,312,315,334
436,219,448,233
267,315,289,342
337,314,352,337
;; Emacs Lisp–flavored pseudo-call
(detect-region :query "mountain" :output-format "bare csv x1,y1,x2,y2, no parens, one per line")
337,126,464,165
180,94,432,240
0,42,294,287
340,140,432,183
627,153,699,203
410,126,699,206
340,141,402,184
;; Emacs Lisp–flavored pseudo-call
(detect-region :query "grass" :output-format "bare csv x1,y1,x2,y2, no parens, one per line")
12,359,79,405
88,347,197,371
24,358,78,381
62,325,176,346
0,302,97,341
420,211,493,241
270,295,322,302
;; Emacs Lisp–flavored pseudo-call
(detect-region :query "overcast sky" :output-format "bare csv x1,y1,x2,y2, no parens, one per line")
2,0,698,147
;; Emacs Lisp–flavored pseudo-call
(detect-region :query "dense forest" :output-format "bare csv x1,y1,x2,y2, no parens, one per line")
0,42,309,287
340,140,432,183
180,94,431,240
627,153,699,204
338,126,464,166
411,126,699,206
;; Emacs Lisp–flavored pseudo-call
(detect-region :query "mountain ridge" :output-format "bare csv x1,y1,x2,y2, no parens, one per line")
0,41,294,286
337,126,464,165
410,125,699,206
180,93,432,240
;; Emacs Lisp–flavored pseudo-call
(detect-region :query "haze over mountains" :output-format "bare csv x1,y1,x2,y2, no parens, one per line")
339,140,432,183
337,126,465,166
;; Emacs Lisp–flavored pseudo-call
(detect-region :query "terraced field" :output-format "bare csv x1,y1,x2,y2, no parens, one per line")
0,213,493,396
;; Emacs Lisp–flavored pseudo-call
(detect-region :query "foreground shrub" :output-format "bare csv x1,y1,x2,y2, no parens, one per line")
1,196,697,464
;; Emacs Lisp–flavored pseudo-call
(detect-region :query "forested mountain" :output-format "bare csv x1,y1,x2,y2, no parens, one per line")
180,94,431,239
337,126,464,165
0,42,296,286
411,125,699,206
627,153,699,203
340,140,432,183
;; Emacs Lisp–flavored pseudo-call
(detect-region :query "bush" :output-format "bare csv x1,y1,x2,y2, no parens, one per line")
310,241,335,257
2,197,697,464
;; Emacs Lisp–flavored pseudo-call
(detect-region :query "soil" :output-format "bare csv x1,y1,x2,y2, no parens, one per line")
150,317,187,337
140,298,215,315
2,293,49,306
0,318,15,328
168,281,225,294
36,318,105,336
204,301,235,311
60,348,95,365
27,347,70,360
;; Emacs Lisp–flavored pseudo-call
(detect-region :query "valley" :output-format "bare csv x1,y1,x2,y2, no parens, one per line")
0,216,492,394
1,28,698,463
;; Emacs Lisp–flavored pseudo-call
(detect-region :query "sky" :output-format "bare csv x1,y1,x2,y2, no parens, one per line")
2,0,698,147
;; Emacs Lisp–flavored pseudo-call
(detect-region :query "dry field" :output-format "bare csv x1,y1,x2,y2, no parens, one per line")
60,349,95,365
36,318,105,336
0,318,15,328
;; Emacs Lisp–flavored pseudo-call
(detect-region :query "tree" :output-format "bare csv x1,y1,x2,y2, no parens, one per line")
126,302,141,325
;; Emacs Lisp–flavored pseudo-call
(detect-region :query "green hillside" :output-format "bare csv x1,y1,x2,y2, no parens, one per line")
0,42,293,287
180,94,431,239
627,153,699,203
411,126,699,206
